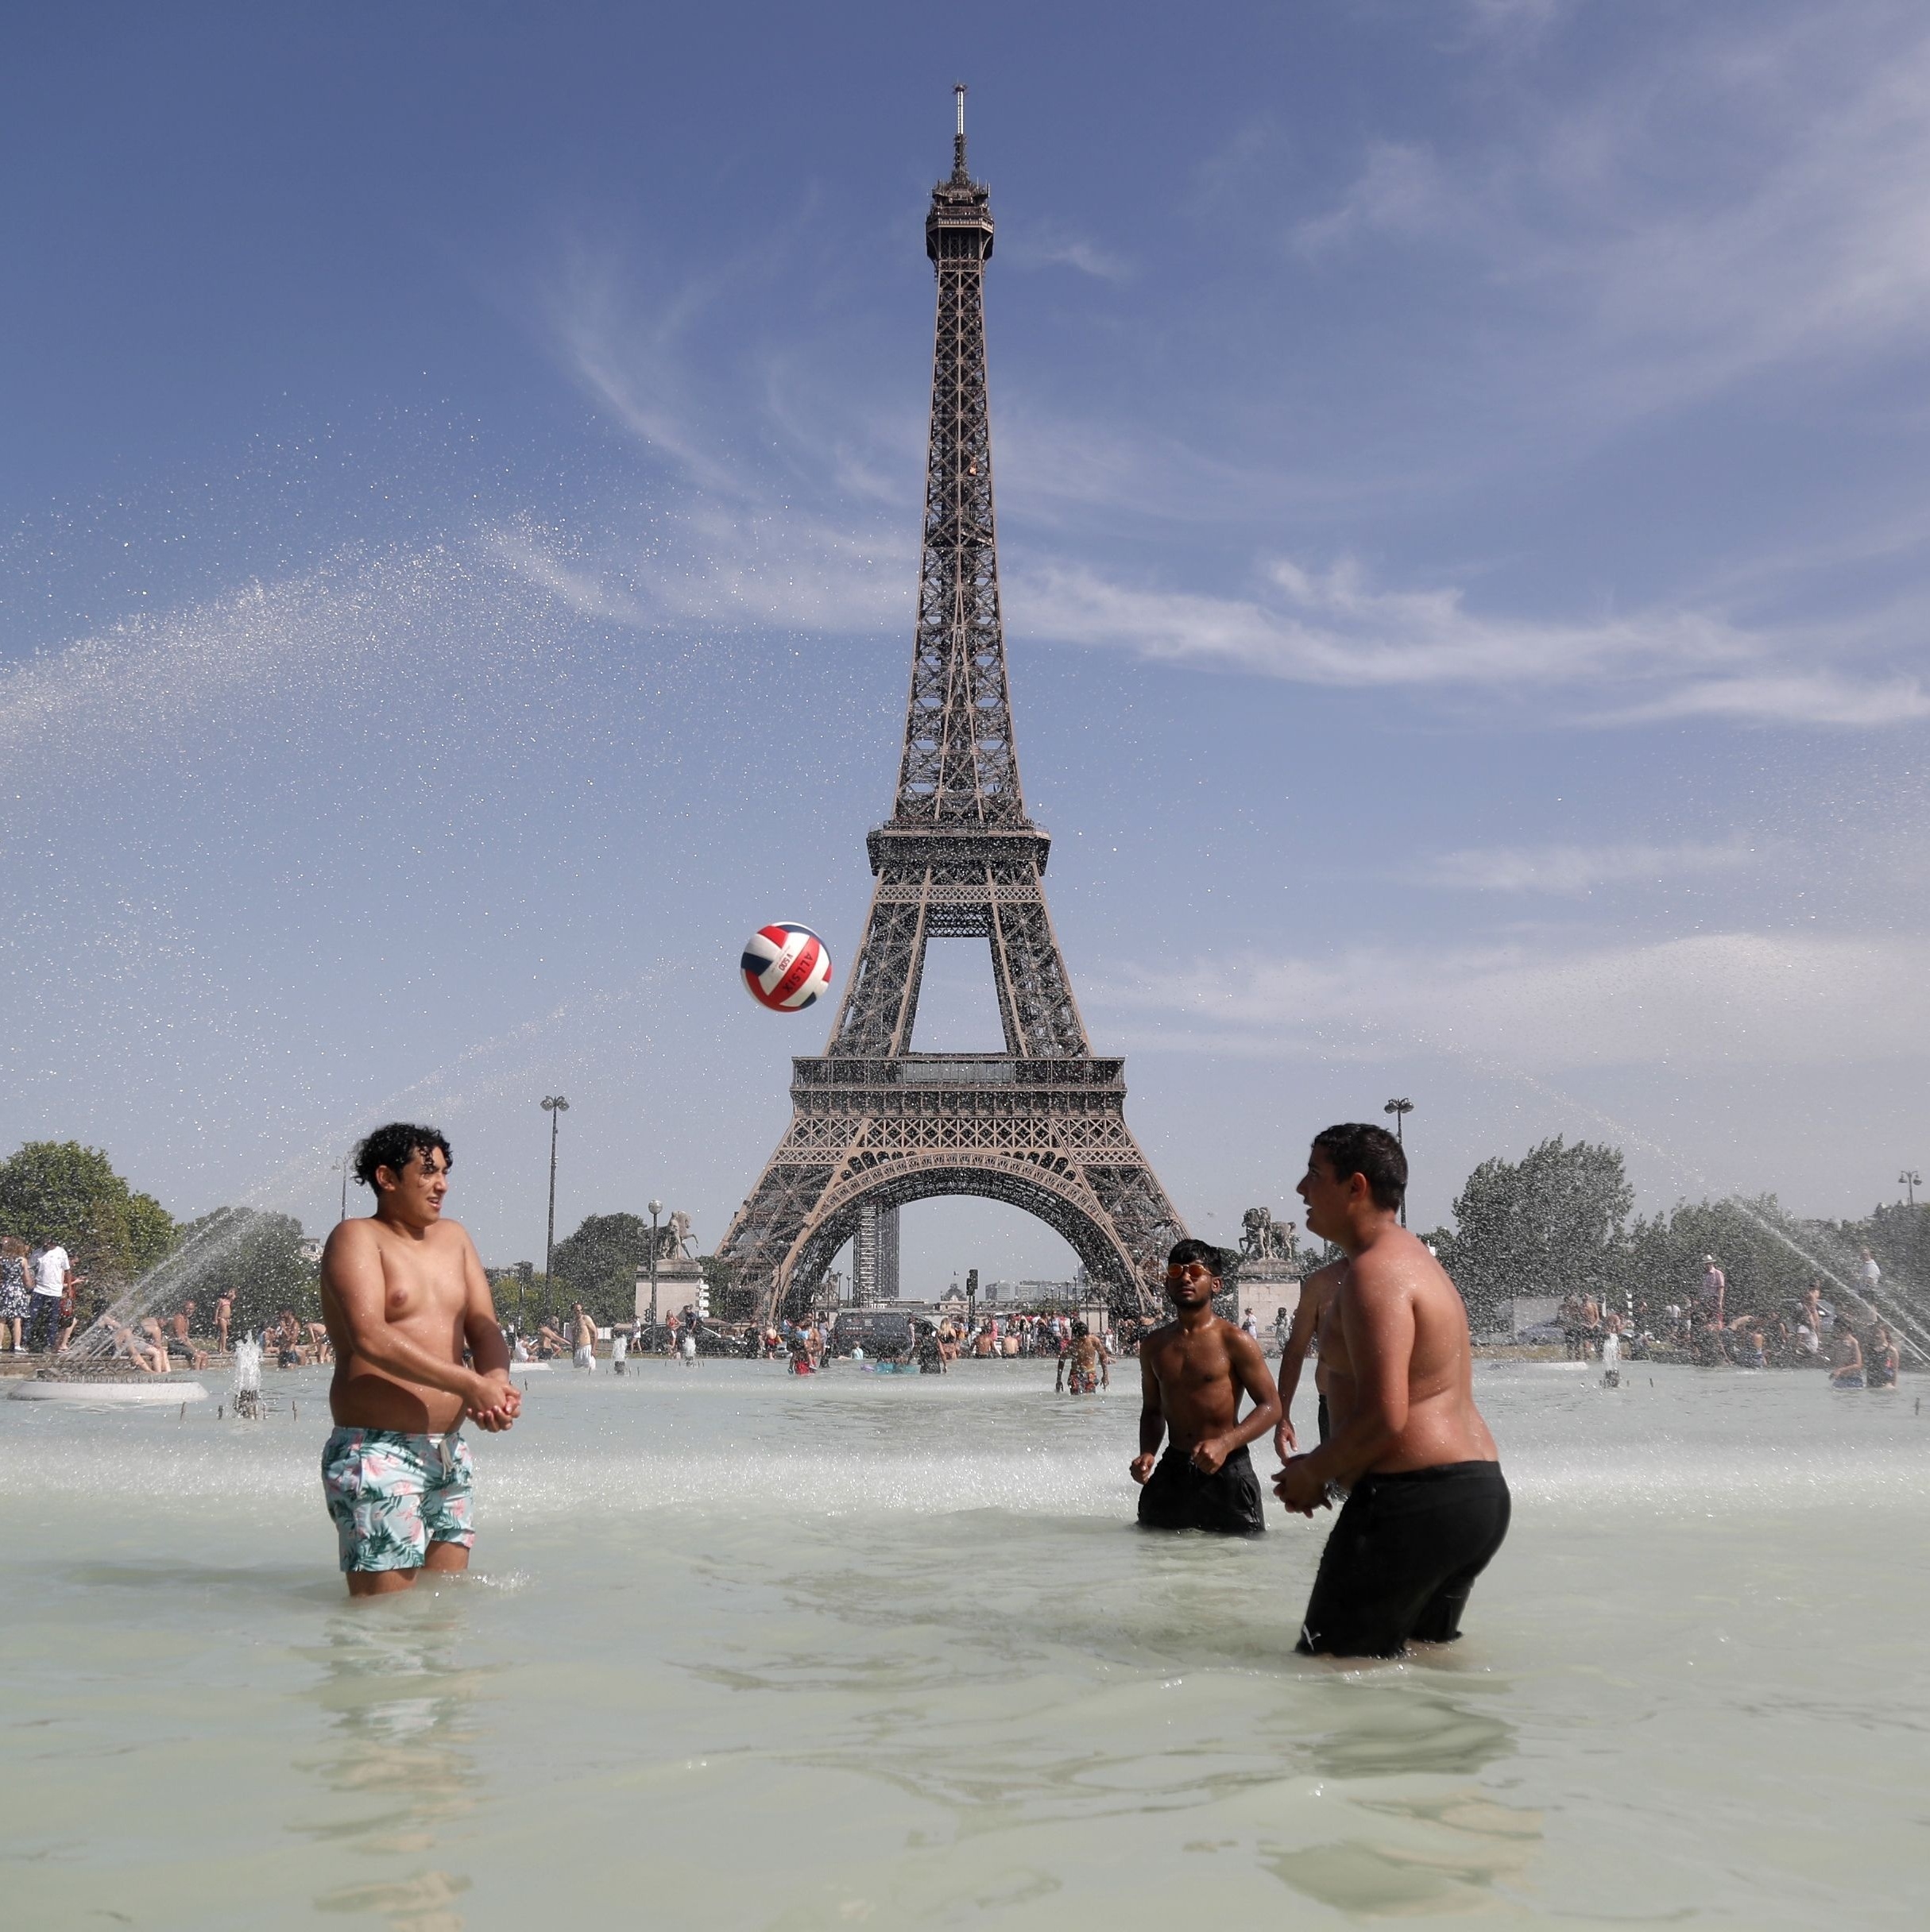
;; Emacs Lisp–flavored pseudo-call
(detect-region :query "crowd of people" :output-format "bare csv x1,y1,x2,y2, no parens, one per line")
5,1207,1912,1408
1556,1257,1905,1387
502,1304,1142,1372
0,1236,85,1354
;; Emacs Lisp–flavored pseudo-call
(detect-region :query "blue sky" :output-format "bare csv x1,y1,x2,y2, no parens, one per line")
4,2,1926,1286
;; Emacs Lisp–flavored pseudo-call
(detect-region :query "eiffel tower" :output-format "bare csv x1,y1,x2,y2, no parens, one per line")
717,90,1186,1323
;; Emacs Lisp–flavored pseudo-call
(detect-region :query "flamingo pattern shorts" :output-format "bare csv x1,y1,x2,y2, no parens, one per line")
321,1426,475,1572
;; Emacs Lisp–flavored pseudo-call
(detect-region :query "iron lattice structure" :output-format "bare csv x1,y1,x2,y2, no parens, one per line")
717,95,1186,1323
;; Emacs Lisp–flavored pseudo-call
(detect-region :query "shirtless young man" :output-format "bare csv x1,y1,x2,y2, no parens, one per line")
570,1302,597,1371
319,1123,520,1598
1274,1123,1507,1658
1131,1239,1282,1536
1055,1320,1110,1395
1274,1258,1345,1457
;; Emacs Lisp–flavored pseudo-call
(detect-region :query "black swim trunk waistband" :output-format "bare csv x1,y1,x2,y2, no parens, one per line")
1353,1460,1503,1487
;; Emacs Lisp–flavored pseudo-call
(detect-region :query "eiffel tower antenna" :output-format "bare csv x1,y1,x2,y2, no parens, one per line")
716,95,1187,1322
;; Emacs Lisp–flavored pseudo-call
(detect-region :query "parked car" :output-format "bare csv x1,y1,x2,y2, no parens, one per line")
830,1309,914,1357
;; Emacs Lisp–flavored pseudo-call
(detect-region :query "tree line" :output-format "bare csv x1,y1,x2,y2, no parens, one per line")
1424,1136,1927,1335
6,1134,1921,1343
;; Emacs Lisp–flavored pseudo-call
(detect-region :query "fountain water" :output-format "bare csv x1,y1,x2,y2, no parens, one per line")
231,1337,264,1419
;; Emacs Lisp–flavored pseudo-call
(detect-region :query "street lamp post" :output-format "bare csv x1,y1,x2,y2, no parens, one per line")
541,1096,570,1318
648,1198,663,1338
1902,1170,1922,1208
1383,1098,1414,1227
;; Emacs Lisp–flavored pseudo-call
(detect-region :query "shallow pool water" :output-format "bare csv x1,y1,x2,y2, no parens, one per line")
2,1358,1925,1927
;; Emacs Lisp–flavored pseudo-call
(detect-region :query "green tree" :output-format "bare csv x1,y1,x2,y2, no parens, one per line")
551,1213,654,1320
1438,1136,1634,1331
488,1263,560,1334
700,1253,749,1321
0,1140,176,1289
172,1208,315,1335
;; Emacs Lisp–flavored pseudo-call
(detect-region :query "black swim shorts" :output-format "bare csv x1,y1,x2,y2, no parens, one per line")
1297,1460,1510,1658
1137,1443,1266,1536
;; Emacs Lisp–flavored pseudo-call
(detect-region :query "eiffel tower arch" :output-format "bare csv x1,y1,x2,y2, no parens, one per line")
717,91,1187,1323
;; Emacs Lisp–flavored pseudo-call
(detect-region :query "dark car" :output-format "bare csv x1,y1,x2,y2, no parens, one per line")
831,1309,915,1358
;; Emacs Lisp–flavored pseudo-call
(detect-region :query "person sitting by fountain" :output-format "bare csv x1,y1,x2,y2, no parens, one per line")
1731,1322,1768,1370
1055,1320,1109,1394
535,1319,568,1360
157,1301,211,1370
266,1308,302,1367
1274,1124,1510,1659
165,1310,211,1371
1131,1239,1280,1536
1866,1323,1899,1389
318,1122,520,1598
107,1316,168,1373
1827,1317,1865,1389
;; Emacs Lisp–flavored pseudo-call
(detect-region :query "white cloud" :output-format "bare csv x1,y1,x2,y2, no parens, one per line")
1422,840,1761,895
1095,932,1930,1072
1001,225,1134,282
1292,143,1460,258
1010,551,1929,723
1294,10,1930,413
535,191,1930,729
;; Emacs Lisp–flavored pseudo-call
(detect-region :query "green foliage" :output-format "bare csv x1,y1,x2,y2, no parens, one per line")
172,1208,315,1335
551,1213,655,1320
0,1140,177,1289
1623,1195,1817,1320
1437,1137,1634,1330
1845,1200,1930,1296
487,1264,559,1333
700,1253,750,1320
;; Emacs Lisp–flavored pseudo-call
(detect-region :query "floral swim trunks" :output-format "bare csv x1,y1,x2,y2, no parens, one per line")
321,1426,475,1573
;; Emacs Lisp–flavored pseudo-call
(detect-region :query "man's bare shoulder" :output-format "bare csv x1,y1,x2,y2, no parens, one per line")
1302,1258,1348,1302
1348,1231,1455,1301
322,1217,381,1263
1143,1319,1184,1353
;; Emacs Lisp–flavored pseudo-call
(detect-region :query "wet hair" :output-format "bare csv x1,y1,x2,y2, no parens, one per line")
1311,1122,1407,1213
1167,1237,1226,1278
1070,1320,1088,1338
353,1122,454,1192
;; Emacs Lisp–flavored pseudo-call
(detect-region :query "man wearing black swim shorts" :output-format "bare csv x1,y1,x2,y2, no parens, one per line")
1274,1124,1508,1657
1131,1240,1282,1536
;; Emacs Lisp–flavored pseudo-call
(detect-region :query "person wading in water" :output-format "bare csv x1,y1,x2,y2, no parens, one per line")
318,1124,520,1598
1131,1240,1282,1535
1274,1122,1508,1657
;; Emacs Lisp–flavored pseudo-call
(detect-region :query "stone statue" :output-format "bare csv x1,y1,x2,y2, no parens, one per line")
655,1211,696,1262
1240,1208,1297,1263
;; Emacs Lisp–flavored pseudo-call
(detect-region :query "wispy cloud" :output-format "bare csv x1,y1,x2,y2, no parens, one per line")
1010,553,1930,723
1093,932,1930,1071
1001,223,1134,282
1292,143,1457,258
1421,839,1762,895
532,180,1930,729
1294,9,1930,415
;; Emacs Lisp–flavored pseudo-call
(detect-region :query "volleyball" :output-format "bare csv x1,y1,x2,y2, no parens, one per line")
741,922,833,1012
